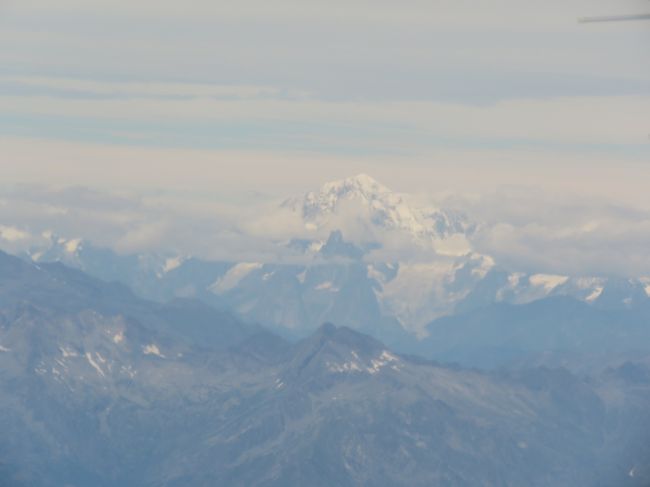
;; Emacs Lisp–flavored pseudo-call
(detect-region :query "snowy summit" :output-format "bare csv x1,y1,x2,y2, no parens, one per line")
283,174,473,254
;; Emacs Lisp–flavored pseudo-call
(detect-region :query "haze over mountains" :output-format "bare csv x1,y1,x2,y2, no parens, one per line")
2,177,650,485
3,0,648,483
2,175,650,360
1,249,650,486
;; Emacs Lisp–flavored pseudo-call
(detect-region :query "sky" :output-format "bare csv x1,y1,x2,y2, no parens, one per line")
0,0,649,275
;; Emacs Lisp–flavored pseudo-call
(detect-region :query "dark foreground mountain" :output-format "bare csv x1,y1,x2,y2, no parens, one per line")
419,295,650,370
0,251,650,486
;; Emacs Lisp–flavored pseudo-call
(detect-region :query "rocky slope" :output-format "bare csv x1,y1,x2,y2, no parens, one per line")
0,251,649,486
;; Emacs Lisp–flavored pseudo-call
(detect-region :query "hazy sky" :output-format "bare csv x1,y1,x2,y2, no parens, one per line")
1,1,650,276
0,0,648,201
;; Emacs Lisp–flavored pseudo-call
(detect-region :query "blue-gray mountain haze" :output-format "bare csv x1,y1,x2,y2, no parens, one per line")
2,176,650,485
1,250,650,486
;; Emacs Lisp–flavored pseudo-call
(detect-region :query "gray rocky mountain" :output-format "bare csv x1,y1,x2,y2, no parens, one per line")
8,175,650,348
1,251,650,486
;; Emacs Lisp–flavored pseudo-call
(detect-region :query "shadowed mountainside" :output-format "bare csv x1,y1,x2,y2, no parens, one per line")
0,251,649,486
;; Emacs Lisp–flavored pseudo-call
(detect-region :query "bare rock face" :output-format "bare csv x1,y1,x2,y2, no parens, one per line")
0,250,650,486
10,176,650,350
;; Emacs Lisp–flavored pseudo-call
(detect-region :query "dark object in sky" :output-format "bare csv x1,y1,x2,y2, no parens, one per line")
579,13,650,22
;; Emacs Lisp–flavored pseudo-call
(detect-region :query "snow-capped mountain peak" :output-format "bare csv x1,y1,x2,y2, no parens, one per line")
28,232,85,264
283,174,474,255
299,173,395,220
318,173,391,200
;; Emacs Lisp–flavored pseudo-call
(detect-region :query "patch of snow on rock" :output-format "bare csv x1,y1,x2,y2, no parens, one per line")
529,274,568,292
585,287,604,302
0,225,29,242
209,262,263,294
85,352,105,377
113,330,125,344
367,350,400,374
60,346,78,358
163,256,184,274
143,344,165,358
327,360,363,373
64,238,82,253
315,281,339,292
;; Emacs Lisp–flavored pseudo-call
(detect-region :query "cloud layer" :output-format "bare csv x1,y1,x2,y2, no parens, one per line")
2,181,650,278
1,0,648,171
0,0,648,276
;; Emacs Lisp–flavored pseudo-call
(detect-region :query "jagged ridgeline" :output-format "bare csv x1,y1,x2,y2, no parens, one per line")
10,175,650,368
0,250,650,486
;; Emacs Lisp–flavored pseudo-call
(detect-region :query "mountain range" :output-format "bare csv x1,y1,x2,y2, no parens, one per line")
3,175,650,366
1,249,650,486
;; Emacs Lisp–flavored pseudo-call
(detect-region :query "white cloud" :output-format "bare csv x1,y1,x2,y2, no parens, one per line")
1,84,648,147
115,221,170,254
2,179,650,277
1,0,647,100
452,190,650,277
0,75,290,99
0,0,648,278
0,225,28,242
209,262,263,294
2,136,648,207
